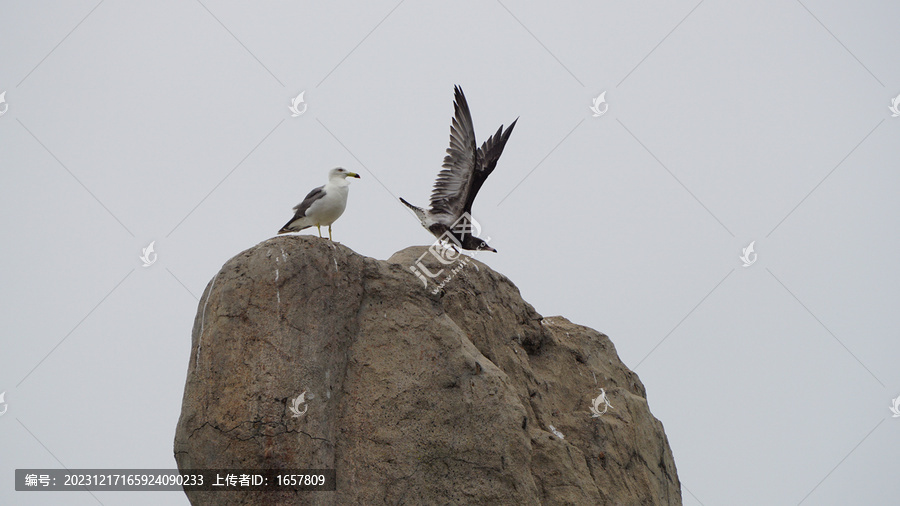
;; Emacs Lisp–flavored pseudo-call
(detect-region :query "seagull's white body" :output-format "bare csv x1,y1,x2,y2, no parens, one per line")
301,179,350,227
278,167,360,239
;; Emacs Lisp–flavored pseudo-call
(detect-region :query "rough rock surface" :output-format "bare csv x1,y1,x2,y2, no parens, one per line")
174,236,681,505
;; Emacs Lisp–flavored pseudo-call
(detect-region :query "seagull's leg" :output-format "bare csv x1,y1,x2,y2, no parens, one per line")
317,225,322,238
328,225,333,241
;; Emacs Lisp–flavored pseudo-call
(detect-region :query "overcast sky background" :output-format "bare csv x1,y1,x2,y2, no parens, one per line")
2,1,899,504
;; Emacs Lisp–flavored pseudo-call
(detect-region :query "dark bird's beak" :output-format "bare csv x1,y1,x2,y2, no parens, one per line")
348,172,361,178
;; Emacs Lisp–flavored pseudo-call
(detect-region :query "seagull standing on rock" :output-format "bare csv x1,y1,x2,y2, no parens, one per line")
278,167,360,240
400,85,517,252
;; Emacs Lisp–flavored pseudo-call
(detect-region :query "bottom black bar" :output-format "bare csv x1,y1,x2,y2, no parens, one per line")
15,469,336,491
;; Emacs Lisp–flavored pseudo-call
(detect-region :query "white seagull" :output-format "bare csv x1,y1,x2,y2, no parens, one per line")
278,167,360,240
399,85,517,252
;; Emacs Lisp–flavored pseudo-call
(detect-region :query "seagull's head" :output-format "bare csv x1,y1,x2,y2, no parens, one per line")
329,167,361,180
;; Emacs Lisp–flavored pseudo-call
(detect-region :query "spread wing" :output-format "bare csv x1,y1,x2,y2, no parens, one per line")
428,86,517,221
429,85,477,221
465,117,517,214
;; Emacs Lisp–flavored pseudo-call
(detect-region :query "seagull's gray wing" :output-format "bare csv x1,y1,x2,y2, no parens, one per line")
429,85,477,222
464,118,517,214
292,185,326,217
278,185,325,233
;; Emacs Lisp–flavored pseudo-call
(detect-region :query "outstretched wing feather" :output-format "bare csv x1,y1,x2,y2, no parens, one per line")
429,86,477,221
464,118,517,214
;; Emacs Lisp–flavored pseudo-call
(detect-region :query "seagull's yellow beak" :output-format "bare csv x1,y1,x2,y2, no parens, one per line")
348,172,360,179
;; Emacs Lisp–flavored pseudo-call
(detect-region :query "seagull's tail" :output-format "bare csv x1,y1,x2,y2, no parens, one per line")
278,217,312,235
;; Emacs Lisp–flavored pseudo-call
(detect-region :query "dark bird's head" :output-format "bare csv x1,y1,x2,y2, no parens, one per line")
461,235,497,253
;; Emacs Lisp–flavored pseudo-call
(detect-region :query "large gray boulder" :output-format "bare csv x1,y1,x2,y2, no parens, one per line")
174,236,681,505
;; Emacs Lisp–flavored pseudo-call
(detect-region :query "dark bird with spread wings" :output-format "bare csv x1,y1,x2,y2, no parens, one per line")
400,86,517,252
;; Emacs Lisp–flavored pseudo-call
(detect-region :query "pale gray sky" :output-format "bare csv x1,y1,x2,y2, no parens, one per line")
2,1,899,504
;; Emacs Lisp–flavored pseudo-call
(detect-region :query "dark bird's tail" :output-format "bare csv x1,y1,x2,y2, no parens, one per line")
399,197,427,224
399,197,421,212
